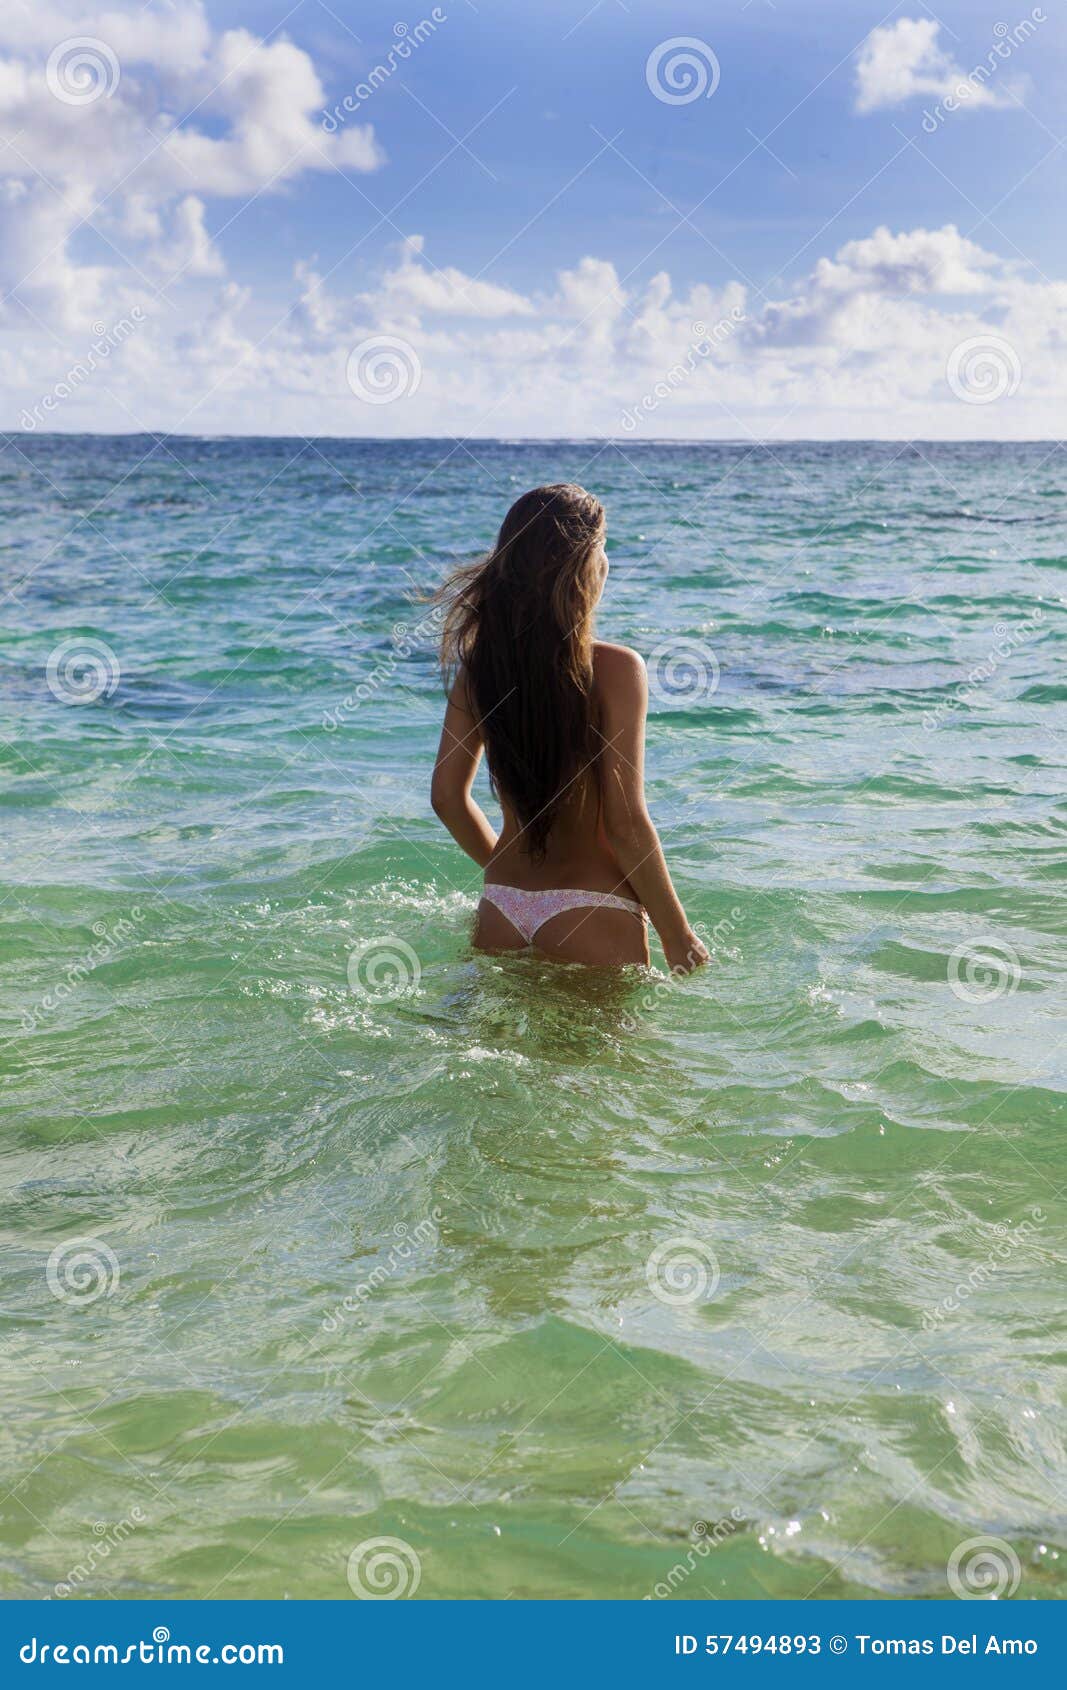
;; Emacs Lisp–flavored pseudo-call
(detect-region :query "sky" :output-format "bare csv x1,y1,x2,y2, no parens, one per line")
0,0,1064,437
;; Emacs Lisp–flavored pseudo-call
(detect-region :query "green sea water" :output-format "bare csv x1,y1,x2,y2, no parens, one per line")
1,436,1064,1601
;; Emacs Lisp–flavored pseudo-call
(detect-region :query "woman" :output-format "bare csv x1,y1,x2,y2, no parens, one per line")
430,484,709,972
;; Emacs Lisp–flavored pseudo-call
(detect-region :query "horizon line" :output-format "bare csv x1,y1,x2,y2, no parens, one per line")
3,431,1064,447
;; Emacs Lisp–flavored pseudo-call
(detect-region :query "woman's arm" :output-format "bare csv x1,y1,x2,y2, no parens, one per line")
595,643,709,974
430,672,498,869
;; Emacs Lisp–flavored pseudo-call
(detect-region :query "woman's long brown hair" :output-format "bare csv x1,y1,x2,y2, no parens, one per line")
437,484,606,858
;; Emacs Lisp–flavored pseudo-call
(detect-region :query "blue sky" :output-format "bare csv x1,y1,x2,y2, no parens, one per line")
1,0,1064,435
208,0,1066,299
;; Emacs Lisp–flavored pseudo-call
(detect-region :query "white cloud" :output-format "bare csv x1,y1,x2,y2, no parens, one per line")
12,217,1065,442
154,27,383,196
550,256,625,320
148,194,224,279
291,262,337,345
0,0,382,326
174,280,252,370
813,225,1003,298
754,224,1012,352
854,18,1014,114
0,3,212,70
0,174,111,327
369,238,535,320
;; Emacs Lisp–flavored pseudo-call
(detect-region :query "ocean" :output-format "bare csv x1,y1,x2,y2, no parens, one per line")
2,435,1064,1601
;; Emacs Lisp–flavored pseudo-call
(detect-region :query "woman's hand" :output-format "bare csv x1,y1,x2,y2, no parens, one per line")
663,929,710,975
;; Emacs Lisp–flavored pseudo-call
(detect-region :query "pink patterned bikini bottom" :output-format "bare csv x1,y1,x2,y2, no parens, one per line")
479,883,647,946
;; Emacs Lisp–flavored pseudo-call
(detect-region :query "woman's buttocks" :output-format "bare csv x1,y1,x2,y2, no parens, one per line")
485,812,637,899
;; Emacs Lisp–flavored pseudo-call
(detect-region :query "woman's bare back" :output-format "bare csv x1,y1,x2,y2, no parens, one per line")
474,644,650,965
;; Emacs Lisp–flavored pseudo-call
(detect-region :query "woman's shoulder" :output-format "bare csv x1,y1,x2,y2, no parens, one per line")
592,641,646,686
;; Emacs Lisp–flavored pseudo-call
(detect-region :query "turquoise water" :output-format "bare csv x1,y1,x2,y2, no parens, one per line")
1,436,1064,1601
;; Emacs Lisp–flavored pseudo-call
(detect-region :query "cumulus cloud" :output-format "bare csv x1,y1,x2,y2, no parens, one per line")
6,217,1067,439
369,236,535,321
550,256,626,321
0,2,212,71
148,195,225,280
812,225,1004,298
175,280,252,367
0,0,382,325
854,18,1015,114
154,26,383,195
753,224,1013,351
